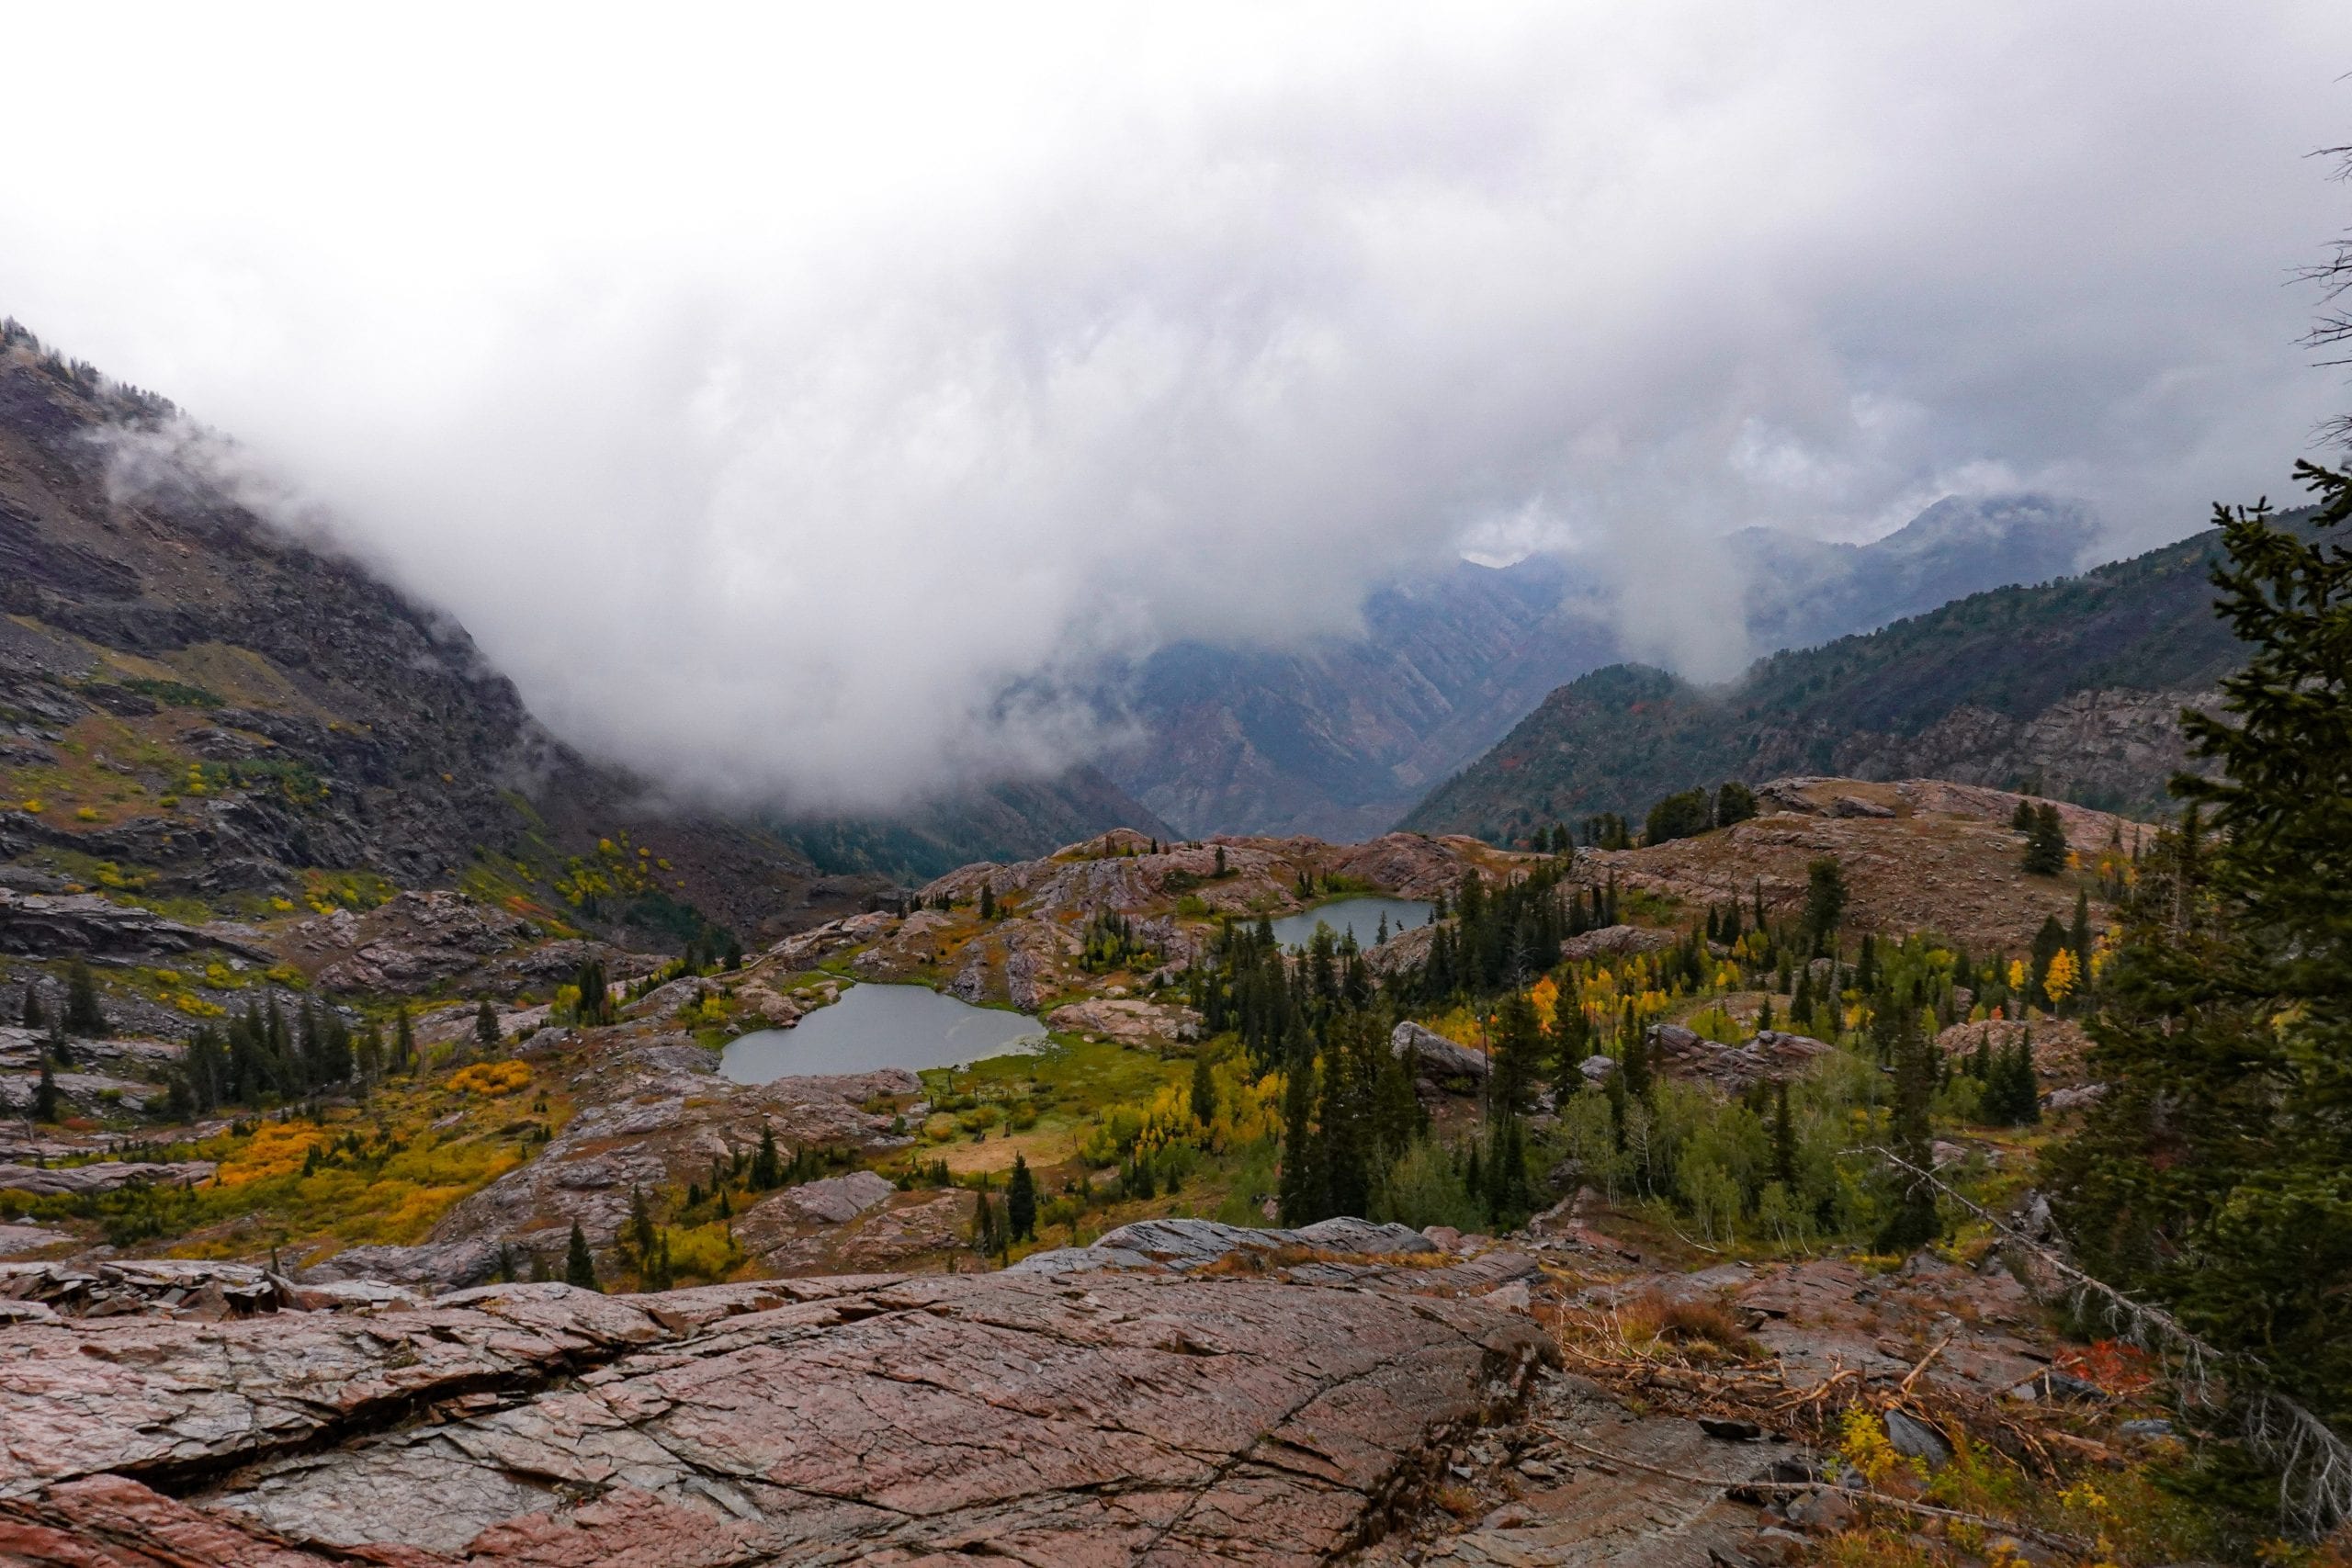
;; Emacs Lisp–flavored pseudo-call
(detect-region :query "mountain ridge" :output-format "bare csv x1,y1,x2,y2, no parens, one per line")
1399,515,2260,840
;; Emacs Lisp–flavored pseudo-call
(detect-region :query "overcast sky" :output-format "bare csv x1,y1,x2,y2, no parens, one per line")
2,5,2346,809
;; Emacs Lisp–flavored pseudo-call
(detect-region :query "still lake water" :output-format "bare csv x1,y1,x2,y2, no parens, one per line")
718,983,1047,1083
1266,897,1435,952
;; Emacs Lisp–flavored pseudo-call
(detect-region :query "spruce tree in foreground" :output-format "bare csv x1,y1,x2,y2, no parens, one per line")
2047,464,2352,1446
33,1055,61,1122
564,1222,600,1291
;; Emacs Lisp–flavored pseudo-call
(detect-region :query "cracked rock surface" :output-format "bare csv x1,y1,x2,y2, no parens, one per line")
0,1268,1552,1564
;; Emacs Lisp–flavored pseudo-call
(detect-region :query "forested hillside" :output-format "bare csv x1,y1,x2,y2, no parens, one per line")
1401,516,2268,842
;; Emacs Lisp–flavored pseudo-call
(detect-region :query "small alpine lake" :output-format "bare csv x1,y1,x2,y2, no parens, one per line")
718,982,1048,1083
1266,897,1434,952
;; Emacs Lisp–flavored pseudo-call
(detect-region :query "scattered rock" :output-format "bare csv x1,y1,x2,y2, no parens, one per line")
1699,1416,1764,1442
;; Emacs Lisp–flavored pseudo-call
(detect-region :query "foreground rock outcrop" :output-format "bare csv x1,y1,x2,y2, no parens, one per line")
0,1268,1553,1564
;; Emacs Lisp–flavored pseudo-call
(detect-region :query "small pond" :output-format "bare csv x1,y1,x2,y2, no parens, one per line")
1266,897,1435,952
718,983,1047,1083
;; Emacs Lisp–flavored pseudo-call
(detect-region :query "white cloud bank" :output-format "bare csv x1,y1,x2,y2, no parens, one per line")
0,3,2346,807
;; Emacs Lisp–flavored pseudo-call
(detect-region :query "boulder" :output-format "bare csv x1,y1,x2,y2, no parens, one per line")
1392,1020,1489,1081
1641,1024,1832,1093
1046,997,1200,1047
773,1169,897,1225
1558,924,1679,963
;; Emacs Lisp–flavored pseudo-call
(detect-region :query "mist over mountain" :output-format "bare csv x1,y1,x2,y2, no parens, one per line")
1,7,2343,820
1400,510,2275,842
1104,492,2102,840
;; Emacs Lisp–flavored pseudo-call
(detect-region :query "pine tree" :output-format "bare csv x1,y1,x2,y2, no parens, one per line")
1277,1043,1320,1224
1489,990,1544,1115
974,1188,999,1254
19,981,43,1030
2023,804,2068,875
2011,797,2037,832
978,881,996,920
2043,464,2352,1442
1006,1154,1037,1242
1802,858,1847,955
63,958,105,1036
33,1055,61,1122
1190,1051,1217,1130
564,1222,599,1290
751,1124,784,1190
1770,1078,1796,1188
393,1007,414,1073
1875,997,1940,1252
44,1016,72,1069
2070,886,2092,964
1619,1020,1651,1101
475,999,500,1051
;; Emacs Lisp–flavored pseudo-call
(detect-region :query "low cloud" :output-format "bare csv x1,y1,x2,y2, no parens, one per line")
3,4,2346,807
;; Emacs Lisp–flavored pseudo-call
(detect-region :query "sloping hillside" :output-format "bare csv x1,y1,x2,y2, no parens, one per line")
1402,518,2257,840
0,333,868,942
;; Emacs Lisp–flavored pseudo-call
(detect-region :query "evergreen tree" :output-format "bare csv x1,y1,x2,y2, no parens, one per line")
1618,1020,1651,1101
2023,804,2068,875
475,999,501,1051
1802,858,1847,954
1190,1051,1217,1130
63,958,105,1036
2046,466,2352,1438
1489,990,1544,1115
2069,887,2092,966
1875,996,1940,1252
625,1185,658,1274
564,1221,600,1290
1277,1041,1320,1224
1006,1154,1037,1242
973,1187,999,1255
2010,796,2037,832
393,1007,414,1073
19,981,42,1031
751,1124,784,1189
44,1017,71,1068
1770,1078,1796,1188
1715,780,1758,828
33,1055,61,1122
978,881,996,920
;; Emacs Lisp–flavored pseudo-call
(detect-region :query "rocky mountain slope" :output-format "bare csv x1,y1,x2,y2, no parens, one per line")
1402,514,2266,840
1107,494,2098,842
0,334,874,946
